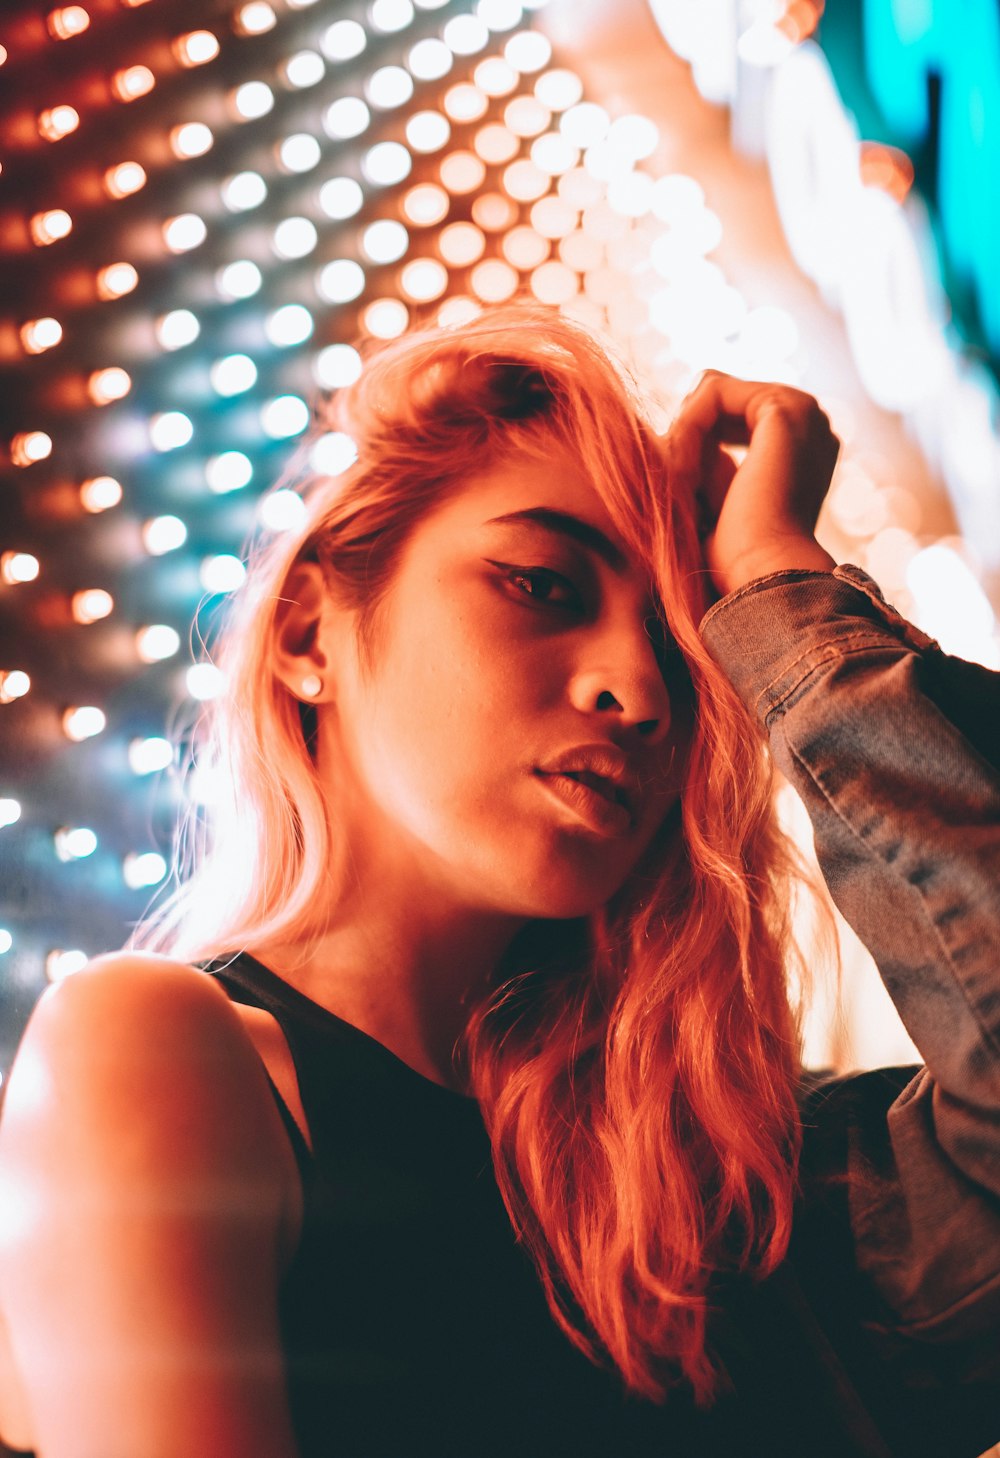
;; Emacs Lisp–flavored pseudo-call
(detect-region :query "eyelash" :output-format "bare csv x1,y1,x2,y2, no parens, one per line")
497,564,583,612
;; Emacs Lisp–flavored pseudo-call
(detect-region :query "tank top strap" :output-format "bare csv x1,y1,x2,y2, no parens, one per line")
194,952,315,1175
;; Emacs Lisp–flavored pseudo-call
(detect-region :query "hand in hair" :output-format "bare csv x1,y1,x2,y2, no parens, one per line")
664,371,841,600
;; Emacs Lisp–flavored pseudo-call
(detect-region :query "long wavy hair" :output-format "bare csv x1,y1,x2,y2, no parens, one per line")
129,304,811,1405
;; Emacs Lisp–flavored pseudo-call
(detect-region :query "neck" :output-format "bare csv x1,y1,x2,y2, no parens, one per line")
250,876,527,1094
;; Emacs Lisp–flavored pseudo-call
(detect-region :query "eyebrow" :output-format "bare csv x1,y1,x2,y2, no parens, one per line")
484,508,629,576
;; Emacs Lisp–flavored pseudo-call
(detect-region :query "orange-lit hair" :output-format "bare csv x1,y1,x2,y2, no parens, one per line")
130,304,810,1404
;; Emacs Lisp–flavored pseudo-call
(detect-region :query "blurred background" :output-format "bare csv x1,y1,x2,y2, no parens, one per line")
1,0,998,1081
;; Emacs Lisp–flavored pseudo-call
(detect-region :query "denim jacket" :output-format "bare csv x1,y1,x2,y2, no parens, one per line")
699,564,1000,1458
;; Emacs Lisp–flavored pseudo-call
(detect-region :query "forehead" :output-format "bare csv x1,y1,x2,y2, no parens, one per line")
417,450,638,572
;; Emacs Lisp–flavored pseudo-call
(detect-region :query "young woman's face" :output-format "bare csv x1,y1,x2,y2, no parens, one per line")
321,447,688,921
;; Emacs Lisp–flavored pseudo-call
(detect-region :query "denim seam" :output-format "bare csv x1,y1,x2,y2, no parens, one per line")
785,740,1000,1065
757,640,903,721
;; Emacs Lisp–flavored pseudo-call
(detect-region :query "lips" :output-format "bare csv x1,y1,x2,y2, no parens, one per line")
533,769,634,837
551,769,628,811
533,744,639,823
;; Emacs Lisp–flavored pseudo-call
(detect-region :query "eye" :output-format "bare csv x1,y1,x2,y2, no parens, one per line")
491,562,583,611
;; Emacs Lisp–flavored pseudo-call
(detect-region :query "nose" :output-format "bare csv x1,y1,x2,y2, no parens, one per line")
567,613,674,746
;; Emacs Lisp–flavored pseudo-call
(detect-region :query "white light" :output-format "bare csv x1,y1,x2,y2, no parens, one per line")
370,0,414,31
322,19,367,60
651,173,706,224
323,97,370,139
314,343,363,389
71,589,113,626
0,552,40,584
284,49,325,87
163,214,207,253
62,706,106,741
47,949,89,982
136,624,182,662
221,170,268,211
235,1,276,34
505,94,551,137
560,102,610,149
309,431,359,474
607,113,659,162
186,663,225,701
149,411,194,452
361,219,409,263
88,366,132,405
403,182,450,226
408,37,453,80
406,110,451,152
273,217,318,259
206,451,253,493
258,489,308,532
210,353,258,396
477,0,524,28
201,555,247,594
316,258,366,303
279,133,322,172
173,29,220,66
400,258,449,302
123,852,168,890
233,81,275,120
740,305,799,361
141,515,188,555
530,258,577,304
0,931,11,955
473,56,518,95
469,257,519,302
95,261,139,299
265,303,314,346
0,671,31,702
530,132,578,176
318,176,365,219
906,543,997,659
128,737,174,775
533,67,583,111
156,307,201,349
504,29,551,72
216,259,263,300
367,64,414,109
444,14,489,52
261,395,310,439
439,220,486,265
607,169,654,217
171,122,213,159
0,799,20,828
54,826,98,861
362,298,410,339
362,141,412,185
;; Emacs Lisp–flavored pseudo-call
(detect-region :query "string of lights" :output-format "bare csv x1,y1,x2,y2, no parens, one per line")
2,0,996,1079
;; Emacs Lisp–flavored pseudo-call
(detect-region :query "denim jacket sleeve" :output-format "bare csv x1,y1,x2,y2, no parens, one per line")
699,564,1000,1366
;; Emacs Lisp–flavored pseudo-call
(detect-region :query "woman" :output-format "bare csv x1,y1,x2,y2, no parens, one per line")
0,306,996,1458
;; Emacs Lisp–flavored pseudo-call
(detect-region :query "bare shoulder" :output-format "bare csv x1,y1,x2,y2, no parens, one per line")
0,949,286,1202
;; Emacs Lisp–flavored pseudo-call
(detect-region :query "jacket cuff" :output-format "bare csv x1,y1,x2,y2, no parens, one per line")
697,564,939,724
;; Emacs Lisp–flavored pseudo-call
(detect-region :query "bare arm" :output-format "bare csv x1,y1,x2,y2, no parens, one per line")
0,957,302,1458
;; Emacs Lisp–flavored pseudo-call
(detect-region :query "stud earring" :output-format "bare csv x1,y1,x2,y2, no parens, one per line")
299,673,323,699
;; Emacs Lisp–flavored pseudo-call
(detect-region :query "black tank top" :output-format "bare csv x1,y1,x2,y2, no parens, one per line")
197,951,888,1458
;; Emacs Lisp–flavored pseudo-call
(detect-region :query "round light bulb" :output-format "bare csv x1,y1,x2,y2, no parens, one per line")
71,589,114,624
206,451,253,493
321,19,367,60
30,209,72,246
135,624,182,662
37,104,80,141
62,705,106,741
318,177,364,219
21,317,63,353
272,217,318,259
260,395,310,439
47,7,90,40
316,259,366,303
278,133,322,172
123,852,168,889
313,343,363,389
200,555,247,594
173,30,220,66
216,259,262,301
235,1,276,34
210,353,258,396
170,123,214,159
162,214,207,252
361,219,409,263
405,110,451,152
221,171,267,211
96,262,138,299
362,141,412,186
128,736,174,775
111,65,155,101
155,309,200,350
323,97,370,139
232,81,274,120
141,515,188,555
88,367,132,405
265,304,314,346
284,50,325,88
80,475,122,511
0,552,40,584
149,411,194,452
11,432,52,466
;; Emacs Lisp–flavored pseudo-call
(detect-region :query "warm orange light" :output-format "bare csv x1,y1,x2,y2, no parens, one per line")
37,104,80,141
87,367,131,405
170,123,214,158
0,553,40,586
30,209,72,246
80,475,123,512
20,317,63,354
47,6,90,39
111,64,155,102
10,432,52,467
402,183,450,227
96,262,138,299
859,142,914,204
471,192,518,232
778,0,824,43
502,225,550,271
103,161,147,198
469,258,519,303
172,29,220,66
71,589,114,624
442,83,489,123
438,222,486,268
473,124,519,166
439,150,486,195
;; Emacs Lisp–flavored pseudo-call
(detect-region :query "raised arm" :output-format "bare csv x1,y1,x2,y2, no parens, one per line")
0,957,302,1458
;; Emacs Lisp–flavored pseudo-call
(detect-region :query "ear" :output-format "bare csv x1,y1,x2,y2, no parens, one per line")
271,560,345,703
